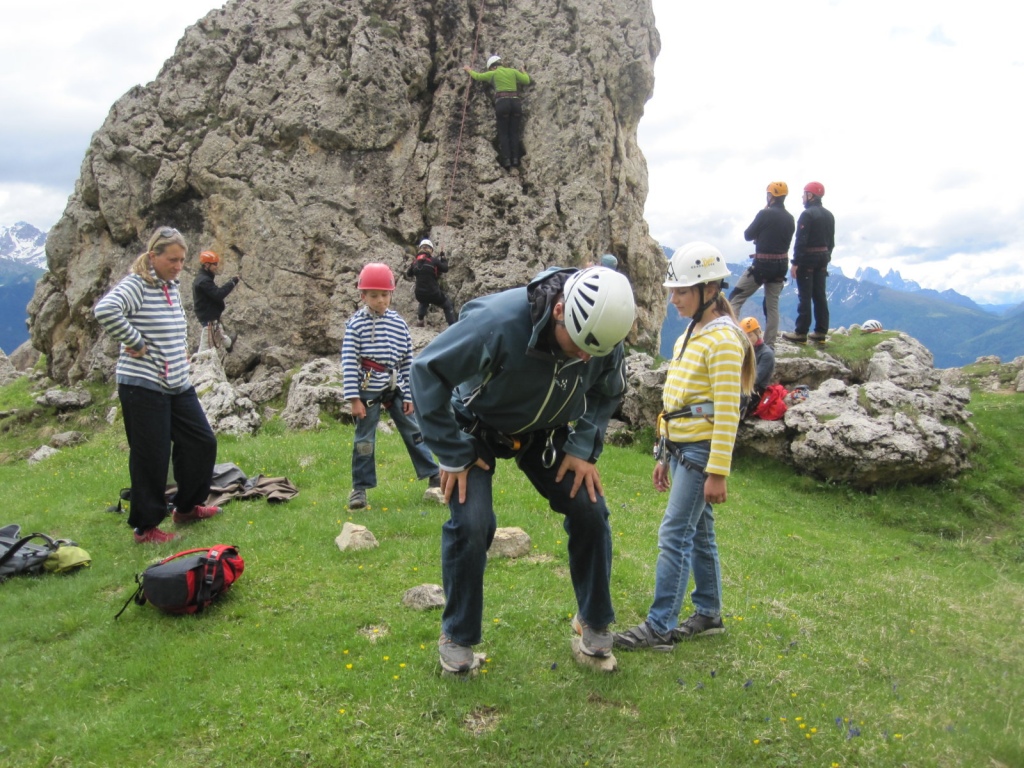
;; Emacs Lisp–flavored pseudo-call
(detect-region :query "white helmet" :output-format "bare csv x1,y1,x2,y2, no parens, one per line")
664,242,731,288
563,267,635,357
418,238,434,250
862,319,883,333
487,55,502,69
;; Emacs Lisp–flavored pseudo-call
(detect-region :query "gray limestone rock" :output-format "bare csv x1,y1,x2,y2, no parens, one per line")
487,526,531,558
35,387,92,411
335,522,379,552
50,431,87,448
280,357,350,430
402,583,446,611
28,0,666,386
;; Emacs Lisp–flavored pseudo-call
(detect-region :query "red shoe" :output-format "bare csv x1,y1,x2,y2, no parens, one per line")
133,526,181,545
172,505,222,524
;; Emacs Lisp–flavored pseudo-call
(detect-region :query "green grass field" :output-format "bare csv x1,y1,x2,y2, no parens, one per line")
1,384,1022,767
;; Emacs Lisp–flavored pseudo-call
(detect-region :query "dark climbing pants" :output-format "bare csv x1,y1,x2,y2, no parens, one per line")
793,265,829,336
416,287,457,326
494,97,523,167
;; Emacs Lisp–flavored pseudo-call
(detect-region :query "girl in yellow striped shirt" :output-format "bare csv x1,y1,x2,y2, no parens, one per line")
615,242,754,651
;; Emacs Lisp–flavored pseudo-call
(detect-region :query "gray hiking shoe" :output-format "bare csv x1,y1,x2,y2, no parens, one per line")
572,614,612,657
612,620,674,652
438,633,474,673
347,489,367,510
672,612,725,641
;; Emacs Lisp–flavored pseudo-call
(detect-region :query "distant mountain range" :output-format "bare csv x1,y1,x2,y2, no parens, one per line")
0,222,47,354
659,250,1024,369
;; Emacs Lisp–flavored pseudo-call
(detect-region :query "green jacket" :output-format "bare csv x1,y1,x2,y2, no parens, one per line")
469,66,530,93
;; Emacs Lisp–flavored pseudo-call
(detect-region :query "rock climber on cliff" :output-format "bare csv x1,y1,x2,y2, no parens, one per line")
463,54,531,171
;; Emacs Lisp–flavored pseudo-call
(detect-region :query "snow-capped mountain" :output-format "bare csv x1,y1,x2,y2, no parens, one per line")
0,222,47,269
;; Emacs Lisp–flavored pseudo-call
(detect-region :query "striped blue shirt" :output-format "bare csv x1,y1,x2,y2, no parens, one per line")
94,273,191,392
341,307,415,401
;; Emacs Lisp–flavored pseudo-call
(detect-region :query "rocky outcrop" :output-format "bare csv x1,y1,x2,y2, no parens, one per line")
29,0,665,385
622,331,974,489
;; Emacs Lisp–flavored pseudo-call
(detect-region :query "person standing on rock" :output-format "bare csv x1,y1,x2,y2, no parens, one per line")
411,266,635,673
614,242,754,652
782,182,835,344
192,250,239,353
463,54,530,170
94,226,221,545
342,263,445,511
406,239,457,327
728,182,795,347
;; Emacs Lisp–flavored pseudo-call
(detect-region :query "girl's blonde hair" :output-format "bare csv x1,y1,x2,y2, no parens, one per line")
130,226,188,284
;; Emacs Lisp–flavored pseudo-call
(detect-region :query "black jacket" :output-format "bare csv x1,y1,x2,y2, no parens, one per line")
792,201,835,268
192,269,237,324
744,204,795,256
406,252,449,298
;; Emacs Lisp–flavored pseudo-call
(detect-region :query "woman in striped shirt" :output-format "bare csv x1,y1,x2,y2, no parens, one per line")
615,242,754,651
94,227,219,545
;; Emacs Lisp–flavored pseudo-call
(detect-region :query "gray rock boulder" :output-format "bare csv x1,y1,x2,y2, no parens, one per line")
280,358,350,431
29,0,666,386
402,584,446,611
335,522,379,552
35,387,92,411
191,350,262,436
0,350,22,386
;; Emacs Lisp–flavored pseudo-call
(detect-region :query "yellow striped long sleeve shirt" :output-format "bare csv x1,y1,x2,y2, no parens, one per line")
663,317,746,476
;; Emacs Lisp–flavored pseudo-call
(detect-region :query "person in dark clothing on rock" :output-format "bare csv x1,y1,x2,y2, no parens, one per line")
192,250,239,353
783,182,835,344
739,317,775,418
464,54,531,170
406,239,457,327
728,182,795,348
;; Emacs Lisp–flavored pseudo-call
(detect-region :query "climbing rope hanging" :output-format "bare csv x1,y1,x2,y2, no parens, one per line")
438,0,488,254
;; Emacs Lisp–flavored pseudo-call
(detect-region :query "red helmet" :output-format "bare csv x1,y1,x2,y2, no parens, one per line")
357,263,396,291
804,181,825,197
199,250,220,264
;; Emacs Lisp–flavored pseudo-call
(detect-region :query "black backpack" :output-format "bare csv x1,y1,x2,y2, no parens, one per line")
0,525,62,581
116,544,245,618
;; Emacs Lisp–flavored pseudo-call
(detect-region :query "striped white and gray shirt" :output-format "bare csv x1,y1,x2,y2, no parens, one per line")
94,273,191,393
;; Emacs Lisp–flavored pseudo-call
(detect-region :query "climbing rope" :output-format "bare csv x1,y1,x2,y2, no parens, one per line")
438,0,488,254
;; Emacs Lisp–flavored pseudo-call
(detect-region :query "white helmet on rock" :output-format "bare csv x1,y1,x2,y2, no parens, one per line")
664,242,731,288
861,319,883,333
563,267,635,357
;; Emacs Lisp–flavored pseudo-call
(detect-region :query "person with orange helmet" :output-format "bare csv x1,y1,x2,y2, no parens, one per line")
739,317,775,416
728,182,795,347
341,263,444,511
782,182,835,344
192,250,240,353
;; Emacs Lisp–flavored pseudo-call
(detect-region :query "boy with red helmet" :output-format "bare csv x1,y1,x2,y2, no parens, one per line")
342,263,443,510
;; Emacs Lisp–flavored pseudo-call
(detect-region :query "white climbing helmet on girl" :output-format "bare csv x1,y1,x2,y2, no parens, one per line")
664,242,731,288
562,267,636,357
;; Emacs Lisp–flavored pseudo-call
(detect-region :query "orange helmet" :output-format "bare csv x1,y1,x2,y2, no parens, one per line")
740,317,761,334
199,251,220,264
357,263,396,291
767,182,788,197
804,181,825,197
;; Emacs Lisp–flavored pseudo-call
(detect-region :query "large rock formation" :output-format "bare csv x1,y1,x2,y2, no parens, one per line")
622,331,975,489
28,0,664,385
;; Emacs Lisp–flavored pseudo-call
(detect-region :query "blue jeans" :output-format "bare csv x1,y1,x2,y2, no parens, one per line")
441,427,615,646
647,440,722,634
119,384,217,531
351,390,439,490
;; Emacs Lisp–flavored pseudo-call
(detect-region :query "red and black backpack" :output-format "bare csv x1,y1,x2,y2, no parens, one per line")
116,544,244,618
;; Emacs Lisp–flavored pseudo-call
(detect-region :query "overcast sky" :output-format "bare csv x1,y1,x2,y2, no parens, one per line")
1,0,1021,303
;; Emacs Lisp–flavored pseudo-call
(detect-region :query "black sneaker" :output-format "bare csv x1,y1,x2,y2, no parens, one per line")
348,489,367,510
612,620,674,652
672,612,725,641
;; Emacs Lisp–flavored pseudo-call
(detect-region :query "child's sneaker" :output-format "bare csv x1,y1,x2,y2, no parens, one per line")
348,489,367,510
438,633,475,673
133,526,180,545
672,612,725,640
612,619,674,652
